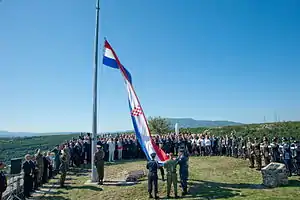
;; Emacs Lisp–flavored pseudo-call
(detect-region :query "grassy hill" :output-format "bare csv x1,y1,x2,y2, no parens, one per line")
167,118,243,128
39,157,300,200
183,121,300,139
0,133,79,164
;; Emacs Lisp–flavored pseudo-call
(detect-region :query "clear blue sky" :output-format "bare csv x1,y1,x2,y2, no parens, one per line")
0,0,299,133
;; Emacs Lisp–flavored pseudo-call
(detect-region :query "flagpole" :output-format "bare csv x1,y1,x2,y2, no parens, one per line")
91,0,100,182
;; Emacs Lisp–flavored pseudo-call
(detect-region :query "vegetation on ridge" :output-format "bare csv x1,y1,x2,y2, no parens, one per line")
1,120,300,164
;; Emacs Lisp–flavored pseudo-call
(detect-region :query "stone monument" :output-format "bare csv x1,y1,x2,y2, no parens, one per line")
261,162,288,188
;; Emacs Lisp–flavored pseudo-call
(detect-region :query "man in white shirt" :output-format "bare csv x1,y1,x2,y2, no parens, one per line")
117,138,123,160
204,136,212,156
107,138,116,162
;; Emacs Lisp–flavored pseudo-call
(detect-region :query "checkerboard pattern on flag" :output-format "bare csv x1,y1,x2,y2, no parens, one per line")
102,39,168,163
131,106,142,116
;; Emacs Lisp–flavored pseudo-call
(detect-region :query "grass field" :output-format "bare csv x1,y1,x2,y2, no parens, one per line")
40,157,300,200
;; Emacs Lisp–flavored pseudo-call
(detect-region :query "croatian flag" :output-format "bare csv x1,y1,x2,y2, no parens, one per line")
103,40,168,163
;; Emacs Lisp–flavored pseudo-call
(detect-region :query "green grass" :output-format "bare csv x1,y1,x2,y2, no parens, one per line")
39,157,300,200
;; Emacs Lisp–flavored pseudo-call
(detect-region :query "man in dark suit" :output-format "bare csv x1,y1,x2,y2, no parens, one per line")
22,154,33,198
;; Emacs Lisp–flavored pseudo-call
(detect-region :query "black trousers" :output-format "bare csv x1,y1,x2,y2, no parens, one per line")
148,173,158,195
23,175,32,197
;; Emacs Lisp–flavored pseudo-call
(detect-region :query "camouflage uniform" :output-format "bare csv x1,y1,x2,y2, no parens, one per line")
59,151,68,187
254,138,262,170
261,137,270,166
164,155,178,198
35,149,44,186
246,138,254,168
94,146,105,185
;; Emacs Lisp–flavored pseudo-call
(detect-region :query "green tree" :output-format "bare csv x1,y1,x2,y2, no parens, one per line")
148,116,171,135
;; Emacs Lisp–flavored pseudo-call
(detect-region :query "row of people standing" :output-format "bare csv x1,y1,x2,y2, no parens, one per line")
22,148,69,199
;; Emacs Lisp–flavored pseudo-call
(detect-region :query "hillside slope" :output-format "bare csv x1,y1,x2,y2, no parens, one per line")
167,118,242,128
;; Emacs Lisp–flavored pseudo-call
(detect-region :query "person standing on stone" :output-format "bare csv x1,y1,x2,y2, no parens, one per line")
261,137,271,166
247,137,255,168
146,153,159,199
254,138,262,170
94,145,105,185
164,153,178,199
177,149,189,196
59,150,68,188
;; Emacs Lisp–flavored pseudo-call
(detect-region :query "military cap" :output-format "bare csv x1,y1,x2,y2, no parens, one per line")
150,153,156,158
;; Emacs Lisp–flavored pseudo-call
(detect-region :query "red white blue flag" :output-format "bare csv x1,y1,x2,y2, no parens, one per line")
102,40,168,163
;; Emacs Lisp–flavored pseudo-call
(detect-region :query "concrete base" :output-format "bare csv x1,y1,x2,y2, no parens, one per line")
84,180,100,185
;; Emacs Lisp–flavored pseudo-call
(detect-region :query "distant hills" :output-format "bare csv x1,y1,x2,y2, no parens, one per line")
0,118,242,138
0,131,79,138
166,118,243,129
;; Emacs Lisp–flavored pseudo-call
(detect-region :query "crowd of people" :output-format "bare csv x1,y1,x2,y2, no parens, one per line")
1,131,300,199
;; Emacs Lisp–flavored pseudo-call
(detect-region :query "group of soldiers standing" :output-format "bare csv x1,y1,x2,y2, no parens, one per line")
245,136,300,175
146,149,189,199
154,132,300,176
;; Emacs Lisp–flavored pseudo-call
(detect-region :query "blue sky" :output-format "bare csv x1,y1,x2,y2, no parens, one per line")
0,0,299,133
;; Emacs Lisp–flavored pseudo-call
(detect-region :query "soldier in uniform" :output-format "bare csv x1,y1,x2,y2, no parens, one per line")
35,149,44,187
261,137,270,166
282,137,292,176
94,145,105,185
294,140,300,175
254,138,262,170
269,137,280,162
164,153,178,199
63,145,70,170
146,153,159,199
290,140,298,174
232,134,238,158
59,150,68,187
177,149,189,196
247,137,255,168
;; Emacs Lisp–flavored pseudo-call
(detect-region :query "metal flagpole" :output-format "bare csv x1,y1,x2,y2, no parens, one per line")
91,0,100,182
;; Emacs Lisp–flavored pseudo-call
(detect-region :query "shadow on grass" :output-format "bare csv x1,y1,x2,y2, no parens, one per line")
194,179,300,190
197,180,266,190
65,185,103,191
40,196,70,200
280,179,300,188
184,180,241,199
103,180,138,186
